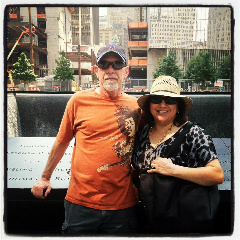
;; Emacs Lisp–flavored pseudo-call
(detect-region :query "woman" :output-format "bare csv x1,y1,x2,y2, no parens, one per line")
132,76,224,233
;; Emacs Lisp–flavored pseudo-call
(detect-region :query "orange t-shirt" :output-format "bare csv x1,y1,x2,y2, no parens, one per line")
56,89,141,210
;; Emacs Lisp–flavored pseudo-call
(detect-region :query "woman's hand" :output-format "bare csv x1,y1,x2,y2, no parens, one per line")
148,157,176,176
148,158,224,186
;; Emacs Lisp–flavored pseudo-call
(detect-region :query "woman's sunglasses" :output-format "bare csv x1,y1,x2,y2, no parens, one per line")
97,61,126,70
150,96,178,105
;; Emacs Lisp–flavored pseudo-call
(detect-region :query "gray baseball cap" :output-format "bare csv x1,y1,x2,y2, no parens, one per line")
97,44,127,63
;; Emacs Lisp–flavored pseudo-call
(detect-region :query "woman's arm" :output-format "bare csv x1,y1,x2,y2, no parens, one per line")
148,158,224,186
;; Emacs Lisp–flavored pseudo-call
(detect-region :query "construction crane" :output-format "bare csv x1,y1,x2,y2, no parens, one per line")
7,26,35,90
7,26,35,61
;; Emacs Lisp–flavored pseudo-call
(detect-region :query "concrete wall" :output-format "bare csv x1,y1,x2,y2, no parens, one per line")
147,48,167,89
20,7,38,26
46,7,72,75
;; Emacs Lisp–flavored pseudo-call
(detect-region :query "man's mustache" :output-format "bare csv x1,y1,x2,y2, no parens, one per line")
104,75,118,80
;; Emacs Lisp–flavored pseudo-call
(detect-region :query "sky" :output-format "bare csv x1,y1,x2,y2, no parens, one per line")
99,7,108,16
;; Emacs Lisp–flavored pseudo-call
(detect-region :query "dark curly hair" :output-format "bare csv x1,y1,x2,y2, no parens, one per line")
139,97,189,128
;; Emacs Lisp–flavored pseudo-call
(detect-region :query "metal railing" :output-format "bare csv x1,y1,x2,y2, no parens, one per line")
124,79,231,92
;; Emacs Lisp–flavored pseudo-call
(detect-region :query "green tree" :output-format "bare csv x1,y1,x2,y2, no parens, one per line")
53,51,74,82
215,54,231,80
153,51,183,81
11,52,37,82
185,51,216,84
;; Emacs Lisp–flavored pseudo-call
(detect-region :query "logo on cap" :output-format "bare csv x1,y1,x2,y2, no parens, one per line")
107,44,115,50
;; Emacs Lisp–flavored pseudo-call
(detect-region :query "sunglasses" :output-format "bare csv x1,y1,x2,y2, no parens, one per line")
97,61,126,70
150,96,178,105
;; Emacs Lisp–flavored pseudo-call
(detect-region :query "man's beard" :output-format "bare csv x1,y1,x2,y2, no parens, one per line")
103,80,119,92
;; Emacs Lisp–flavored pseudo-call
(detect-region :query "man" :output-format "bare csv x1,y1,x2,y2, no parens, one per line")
31,44,141,234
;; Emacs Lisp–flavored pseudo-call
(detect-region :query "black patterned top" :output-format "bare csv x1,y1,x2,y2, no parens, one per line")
131,122,217,170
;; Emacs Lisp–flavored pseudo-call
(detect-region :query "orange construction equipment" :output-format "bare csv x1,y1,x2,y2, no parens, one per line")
7,26,35,61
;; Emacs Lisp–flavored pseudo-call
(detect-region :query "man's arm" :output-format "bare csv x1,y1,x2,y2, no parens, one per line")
31,139,70,199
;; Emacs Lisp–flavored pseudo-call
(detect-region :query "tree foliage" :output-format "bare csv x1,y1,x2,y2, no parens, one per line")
53,51,74,81
185,51,216,83
215,54,231,80
11,52,37,82
153,51,183,81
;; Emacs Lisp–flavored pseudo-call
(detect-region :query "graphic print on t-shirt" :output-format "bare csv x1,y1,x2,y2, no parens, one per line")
97,104,139,172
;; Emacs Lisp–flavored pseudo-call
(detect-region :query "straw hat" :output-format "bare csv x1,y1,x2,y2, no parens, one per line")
138,76,193,111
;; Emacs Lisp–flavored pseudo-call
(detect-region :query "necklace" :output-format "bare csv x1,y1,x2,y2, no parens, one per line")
149,123,173,148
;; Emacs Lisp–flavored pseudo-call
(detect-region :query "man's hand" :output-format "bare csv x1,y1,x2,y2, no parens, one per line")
30,139,70,199
31,178,52,199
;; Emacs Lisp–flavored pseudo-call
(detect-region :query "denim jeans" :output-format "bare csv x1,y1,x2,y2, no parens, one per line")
62,199,137,235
